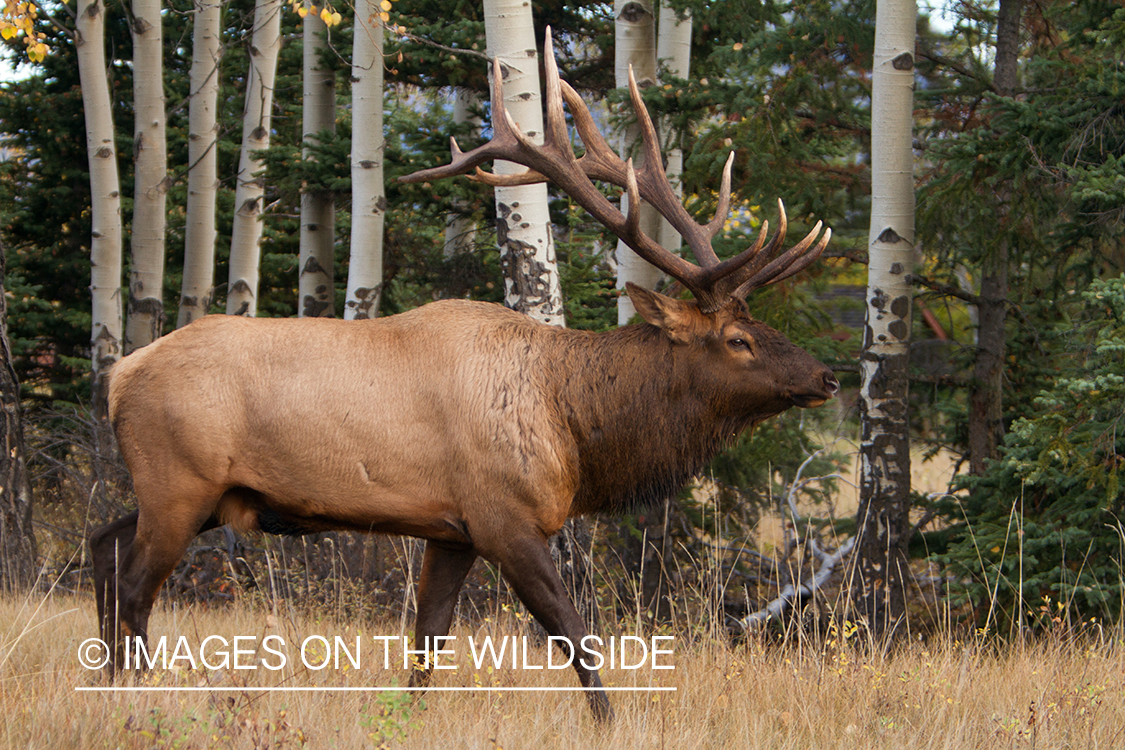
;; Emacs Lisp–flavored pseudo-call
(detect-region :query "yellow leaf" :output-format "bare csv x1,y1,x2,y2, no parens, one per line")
319,6,332,23
380,0,391,9
297,5,308,17
330,10,341,24
378,11,389,21
1,27,15,40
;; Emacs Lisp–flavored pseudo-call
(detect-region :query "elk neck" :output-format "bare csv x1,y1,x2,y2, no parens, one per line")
548,322,763,516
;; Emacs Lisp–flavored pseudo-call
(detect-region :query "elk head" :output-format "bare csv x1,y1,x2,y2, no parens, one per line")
627,283,838,415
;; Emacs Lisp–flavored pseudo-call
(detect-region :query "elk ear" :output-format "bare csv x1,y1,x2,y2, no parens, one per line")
625,282,697,342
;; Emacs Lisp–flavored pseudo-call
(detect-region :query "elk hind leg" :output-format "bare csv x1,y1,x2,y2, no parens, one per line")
90,511,139,668
91,485,220,670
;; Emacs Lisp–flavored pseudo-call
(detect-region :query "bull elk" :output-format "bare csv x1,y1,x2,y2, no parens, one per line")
90,30,838,721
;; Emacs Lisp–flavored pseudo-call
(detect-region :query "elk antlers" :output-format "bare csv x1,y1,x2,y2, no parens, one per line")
400,28,831,314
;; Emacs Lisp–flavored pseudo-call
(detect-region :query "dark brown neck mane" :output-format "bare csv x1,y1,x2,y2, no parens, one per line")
549,323,763,515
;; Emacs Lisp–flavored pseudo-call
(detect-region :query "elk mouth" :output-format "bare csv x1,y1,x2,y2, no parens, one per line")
790,372,840,408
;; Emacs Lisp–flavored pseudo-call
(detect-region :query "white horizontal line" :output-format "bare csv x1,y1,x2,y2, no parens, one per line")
76,686,676,693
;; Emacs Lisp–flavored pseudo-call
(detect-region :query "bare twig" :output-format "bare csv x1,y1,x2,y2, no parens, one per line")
392,28,490,62
916,46,1001,95
913,273,985,306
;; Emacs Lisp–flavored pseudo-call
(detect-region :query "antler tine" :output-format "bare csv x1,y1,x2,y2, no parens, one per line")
542,27,572,155
625,65,668,191
557,79,627,183
731,220,831,298
704,152,736,240
695,199,788,313
623,158,643,244
624,64,723,270
729,198,790,286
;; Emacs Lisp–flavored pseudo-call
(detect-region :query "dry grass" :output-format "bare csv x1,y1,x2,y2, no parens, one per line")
2,588,1122,749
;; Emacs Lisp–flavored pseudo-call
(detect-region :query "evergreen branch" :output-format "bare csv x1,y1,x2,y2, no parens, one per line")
793,110,870,136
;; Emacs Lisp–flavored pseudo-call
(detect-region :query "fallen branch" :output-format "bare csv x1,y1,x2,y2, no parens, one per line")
739,536,856,628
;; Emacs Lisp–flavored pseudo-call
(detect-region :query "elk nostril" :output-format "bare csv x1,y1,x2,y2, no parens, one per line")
825,373,840,395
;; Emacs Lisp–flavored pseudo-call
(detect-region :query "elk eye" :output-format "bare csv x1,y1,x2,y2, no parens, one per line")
728,338,752,352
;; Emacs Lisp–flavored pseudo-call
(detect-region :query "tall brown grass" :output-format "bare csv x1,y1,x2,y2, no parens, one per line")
9,437,1120,748
2,588,1121,749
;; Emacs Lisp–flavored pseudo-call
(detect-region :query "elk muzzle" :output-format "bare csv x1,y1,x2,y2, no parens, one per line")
791,368,840,409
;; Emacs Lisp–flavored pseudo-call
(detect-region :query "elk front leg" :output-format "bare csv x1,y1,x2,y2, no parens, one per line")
491,534,613,723
410,541,477,687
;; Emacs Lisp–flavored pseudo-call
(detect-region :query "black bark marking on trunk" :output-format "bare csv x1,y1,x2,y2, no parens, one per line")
876,227,905,244
891,52,914,71
302,295,332,318
496,202,512,246
890,295,910,319
229,279,252,296
301,256,327,276
347,285,383,320
619,1,651,22
500,239,556,316
127,293,165,345
870,288,889,313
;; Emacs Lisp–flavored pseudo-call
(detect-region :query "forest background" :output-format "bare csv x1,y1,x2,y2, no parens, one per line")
0,0,1123,647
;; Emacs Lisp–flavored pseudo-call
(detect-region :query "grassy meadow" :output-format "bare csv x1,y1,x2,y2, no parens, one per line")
3,445,1119,748
1,587,1122,749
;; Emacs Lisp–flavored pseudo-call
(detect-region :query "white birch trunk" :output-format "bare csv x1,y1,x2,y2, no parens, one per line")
483,0,565,327
177,0,222,328
442,89,480,261
614,0,663,325
227,0,282,317
343,1,385,320
125,0,167,352
298,12,336,318
76,0,123,410
655,2,691,255
854,0,916,633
